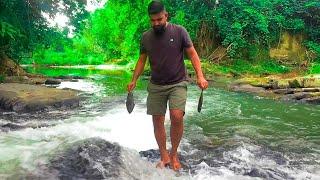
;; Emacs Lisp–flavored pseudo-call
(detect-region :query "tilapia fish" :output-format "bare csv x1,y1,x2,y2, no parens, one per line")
126,92,135,113
197,90,203,113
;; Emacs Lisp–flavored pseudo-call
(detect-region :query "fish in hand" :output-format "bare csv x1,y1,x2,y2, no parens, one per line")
197,90,203,113
126,92,135,113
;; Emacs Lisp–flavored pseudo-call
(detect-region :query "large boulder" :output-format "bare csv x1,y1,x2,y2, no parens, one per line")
0,83,79,112
48,138,122,179
45,78,62,85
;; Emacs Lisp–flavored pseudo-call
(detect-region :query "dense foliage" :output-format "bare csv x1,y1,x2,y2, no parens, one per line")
88,0,151,61
0,0,88,60
1,0,319,73
164,0,320,60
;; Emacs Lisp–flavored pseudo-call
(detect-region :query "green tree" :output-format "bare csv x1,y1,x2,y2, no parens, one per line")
0,0,88,61
89,0,151,61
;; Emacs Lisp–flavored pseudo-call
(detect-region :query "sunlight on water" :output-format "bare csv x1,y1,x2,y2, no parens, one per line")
57,79,103,94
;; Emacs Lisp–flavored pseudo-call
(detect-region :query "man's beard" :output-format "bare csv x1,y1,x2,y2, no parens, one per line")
153,24,166,36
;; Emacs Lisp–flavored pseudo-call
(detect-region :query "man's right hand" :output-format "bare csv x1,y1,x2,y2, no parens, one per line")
127,81,136,92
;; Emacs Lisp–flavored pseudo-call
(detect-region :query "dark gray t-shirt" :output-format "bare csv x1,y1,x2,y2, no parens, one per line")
140,23,193,85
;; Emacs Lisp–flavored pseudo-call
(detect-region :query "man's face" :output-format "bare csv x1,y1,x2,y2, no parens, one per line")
150,11,168,35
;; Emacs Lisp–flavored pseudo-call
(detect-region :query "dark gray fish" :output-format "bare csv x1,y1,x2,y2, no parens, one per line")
197,89,203,113
126,92,135,114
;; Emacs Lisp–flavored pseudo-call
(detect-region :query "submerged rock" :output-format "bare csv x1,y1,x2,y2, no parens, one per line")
48,138,122,179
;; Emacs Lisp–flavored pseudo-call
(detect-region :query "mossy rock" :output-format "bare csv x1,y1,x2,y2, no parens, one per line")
288,79,303,88
301,78,320,88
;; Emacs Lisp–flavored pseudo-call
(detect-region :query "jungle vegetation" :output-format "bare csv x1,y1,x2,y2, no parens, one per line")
0,0,319,75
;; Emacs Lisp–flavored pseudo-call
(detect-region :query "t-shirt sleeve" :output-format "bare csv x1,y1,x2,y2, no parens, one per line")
180,26,193,48
140,34,147,54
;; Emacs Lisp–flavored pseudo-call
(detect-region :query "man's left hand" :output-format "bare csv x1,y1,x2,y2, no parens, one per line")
197,77,208,90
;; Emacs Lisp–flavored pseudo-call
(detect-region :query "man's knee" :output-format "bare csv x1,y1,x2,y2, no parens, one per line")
153,115,165,128
170,110,184,124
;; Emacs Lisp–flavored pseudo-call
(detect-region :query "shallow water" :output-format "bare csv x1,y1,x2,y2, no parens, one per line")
0,67,319,179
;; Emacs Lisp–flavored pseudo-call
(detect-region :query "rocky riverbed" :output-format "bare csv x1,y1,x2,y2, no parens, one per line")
229,75,320,104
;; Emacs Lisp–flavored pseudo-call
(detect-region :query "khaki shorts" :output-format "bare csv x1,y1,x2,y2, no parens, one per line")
147,81,188,115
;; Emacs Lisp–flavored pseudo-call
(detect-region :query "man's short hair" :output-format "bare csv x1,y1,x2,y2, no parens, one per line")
148,1,166,15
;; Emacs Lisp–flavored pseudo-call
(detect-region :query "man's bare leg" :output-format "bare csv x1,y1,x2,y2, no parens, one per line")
152,115,170,168
169,109,184,171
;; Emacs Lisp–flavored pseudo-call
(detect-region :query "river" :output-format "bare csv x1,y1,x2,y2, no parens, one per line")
0,66,319,179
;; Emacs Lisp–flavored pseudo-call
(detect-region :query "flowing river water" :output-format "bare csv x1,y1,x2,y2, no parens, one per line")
0,66,319,179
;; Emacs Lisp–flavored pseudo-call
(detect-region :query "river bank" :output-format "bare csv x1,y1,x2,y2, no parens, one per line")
228,74,320,104
1,66,320,115
184,60,320,104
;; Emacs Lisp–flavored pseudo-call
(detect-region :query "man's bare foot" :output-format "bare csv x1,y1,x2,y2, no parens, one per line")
170,154,181,171
156,152,170,169
156,160,170,168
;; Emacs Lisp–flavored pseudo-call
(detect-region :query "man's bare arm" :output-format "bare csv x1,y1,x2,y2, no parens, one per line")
185,46,208,89
127,53,147,92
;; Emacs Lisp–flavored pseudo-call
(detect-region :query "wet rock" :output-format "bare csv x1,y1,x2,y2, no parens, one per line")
245,168,268,178
273,89,295,94
139,149,160,162
139,145,294,179
139,149,189,170
229,84,267,94
302,88,320,93
0,122,24,132
0,83,80,112
281,92,313,101
1,123,23,129
230,75,320,104
245,168,292,179
300,96,320,104
48,138,122,179
45,78,61,85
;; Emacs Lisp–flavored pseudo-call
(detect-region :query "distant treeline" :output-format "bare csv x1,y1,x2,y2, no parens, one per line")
0,0,319,66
